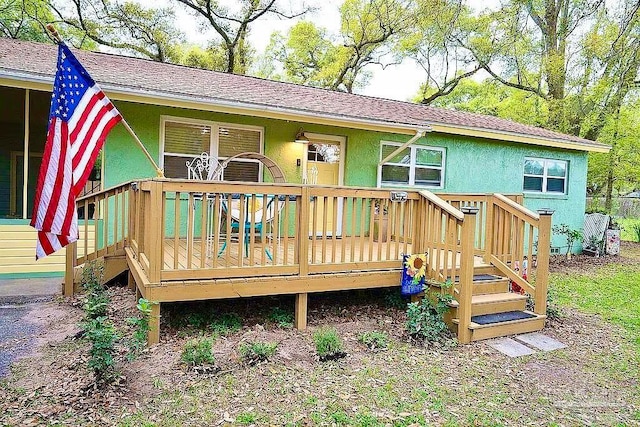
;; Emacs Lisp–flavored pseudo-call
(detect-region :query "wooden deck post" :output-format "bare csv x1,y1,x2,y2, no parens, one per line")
458,207,479,344
148,181,164,284
534,209,554,315
483,195,494,264
64,241,77,296
147,302,160,345
295,293,308,330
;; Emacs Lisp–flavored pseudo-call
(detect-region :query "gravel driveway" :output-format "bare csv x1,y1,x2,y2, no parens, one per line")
0,303,43,378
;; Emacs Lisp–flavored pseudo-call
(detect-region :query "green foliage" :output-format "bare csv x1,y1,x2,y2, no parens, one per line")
313,327,345,359
268,306,294,328
209,313,242,335
125,298,153,361
405,286,454,345
382,288,407,309
358,331,389,351
239,341,278,365
181,337,216,366
236,412,257,425
0,0,53,42
630,222,640,243
552,224,584,257
84,316,119,385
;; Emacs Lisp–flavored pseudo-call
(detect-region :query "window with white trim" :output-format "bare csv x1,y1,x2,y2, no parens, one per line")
161,118,263,181
379,142,445,188
523,158,567,194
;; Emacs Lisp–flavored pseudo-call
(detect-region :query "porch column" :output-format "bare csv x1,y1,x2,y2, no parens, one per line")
64,241,77,296
458,206,479,344
534,209,554,315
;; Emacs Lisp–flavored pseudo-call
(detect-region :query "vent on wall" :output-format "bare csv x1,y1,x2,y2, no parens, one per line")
550,247,561,255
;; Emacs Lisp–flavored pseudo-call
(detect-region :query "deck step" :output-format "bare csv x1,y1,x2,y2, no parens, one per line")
451,311,547,341
449,292,528,316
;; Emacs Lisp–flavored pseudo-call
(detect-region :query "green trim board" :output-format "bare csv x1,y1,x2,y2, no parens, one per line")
0,271,64,280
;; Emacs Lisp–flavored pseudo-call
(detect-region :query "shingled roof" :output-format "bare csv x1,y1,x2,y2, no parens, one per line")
0,38,607,152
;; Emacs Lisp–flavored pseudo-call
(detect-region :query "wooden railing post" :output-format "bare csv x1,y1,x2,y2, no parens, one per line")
458,206,478,344
483,195,494,264
148,181,164,284
64,241,77,296
534,208,554,315
296,186,311,330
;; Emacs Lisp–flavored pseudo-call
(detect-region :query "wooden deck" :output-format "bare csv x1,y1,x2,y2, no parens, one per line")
67,179,553,345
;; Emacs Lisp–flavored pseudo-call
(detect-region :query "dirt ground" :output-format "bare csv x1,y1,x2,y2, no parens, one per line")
0,245,638,426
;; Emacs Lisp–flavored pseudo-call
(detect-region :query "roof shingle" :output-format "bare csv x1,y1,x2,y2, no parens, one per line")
0,38,604,150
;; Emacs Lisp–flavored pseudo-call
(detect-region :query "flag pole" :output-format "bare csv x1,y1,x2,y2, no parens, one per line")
45,24,165,178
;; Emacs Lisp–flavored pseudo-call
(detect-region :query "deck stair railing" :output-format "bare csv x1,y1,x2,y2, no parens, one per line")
65,181,132,293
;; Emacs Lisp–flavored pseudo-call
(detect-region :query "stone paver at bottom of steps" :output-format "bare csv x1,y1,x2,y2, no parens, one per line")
514,332,567,351
487,337,536,357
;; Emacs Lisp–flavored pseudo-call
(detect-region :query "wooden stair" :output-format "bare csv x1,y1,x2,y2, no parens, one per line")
447,265,546,342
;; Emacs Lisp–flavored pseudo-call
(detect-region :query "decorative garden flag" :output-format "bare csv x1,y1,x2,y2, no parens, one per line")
401,253,428,295
31,43,122,259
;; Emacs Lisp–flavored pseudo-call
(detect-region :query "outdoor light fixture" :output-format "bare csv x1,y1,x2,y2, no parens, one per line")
294,128,309,144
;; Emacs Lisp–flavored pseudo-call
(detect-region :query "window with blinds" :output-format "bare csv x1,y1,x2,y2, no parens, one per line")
162,118,262,181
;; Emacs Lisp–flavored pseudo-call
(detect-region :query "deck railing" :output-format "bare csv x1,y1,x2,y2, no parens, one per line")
67,179,552,337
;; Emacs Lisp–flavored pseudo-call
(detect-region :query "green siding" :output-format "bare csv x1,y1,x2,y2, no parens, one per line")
103,101,589,252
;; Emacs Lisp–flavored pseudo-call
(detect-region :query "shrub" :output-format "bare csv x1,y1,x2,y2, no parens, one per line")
552,224,583,258
268,307,294,328
631,221,640,243
382,288,407,309
358,331,389,351
405,289,454,345
125,298,153,361
210,313,242,335
84,316,119,385
239,341,278,365
313,327,346,360
181,337,216,366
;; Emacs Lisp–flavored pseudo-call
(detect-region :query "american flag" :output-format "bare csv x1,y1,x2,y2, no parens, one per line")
31,44,122,259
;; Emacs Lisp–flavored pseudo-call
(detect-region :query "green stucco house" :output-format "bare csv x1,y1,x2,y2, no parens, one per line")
0,38,607,279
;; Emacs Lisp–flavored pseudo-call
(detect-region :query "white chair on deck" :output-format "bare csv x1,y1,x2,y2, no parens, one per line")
186,152,224,258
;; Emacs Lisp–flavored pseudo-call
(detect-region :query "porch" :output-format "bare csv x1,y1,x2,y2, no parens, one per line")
65,179,553,345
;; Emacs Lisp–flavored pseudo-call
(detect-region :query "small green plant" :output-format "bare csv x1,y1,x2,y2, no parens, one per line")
125,298,153,361
382,288,407,309
84,316,119,385
181,337,216,366
82,262,108,319
236,412,257,425
552,224,583,258
358,331,389,351
268,306,294,328
313,327,346,360
631,221,640,243
239,341,278,365
209,313,242,335
405,283,454,345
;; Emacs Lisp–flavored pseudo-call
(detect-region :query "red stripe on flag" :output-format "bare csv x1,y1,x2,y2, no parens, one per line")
30,120,57,228
71,114,121,196
69,91,103,143
37,231,55,259
71,102,116,170
42,121,69,233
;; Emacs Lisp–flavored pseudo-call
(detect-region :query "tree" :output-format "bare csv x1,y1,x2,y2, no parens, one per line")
48,0,184,61
172,0,310,74
1,0,53,41
260,0,412,92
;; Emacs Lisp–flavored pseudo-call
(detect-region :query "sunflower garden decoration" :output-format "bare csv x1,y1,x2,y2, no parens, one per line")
401,253,428,295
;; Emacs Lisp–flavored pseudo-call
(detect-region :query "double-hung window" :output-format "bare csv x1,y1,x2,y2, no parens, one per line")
161,117,263,181
379,142,445,188
523,158,567,194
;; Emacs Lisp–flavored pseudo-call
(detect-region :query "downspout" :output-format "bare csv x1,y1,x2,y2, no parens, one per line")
377,126,433,187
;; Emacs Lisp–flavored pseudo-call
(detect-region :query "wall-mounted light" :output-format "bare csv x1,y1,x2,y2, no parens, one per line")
294,127,309,144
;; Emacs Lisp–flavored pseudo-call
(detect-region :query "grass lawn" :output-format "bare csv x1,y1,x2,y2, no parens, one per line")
1,246,639,426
